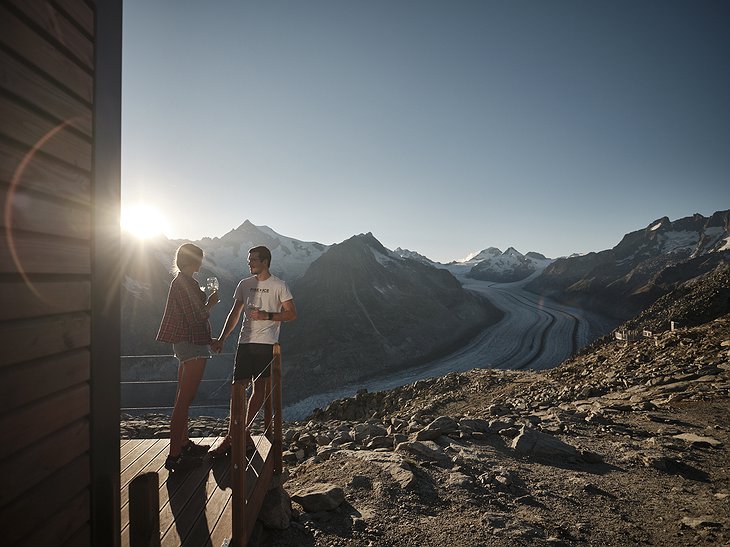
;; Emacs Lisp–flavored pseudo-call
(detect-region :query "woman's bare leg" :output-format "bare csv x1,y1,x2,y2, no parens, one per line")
169,358,206,456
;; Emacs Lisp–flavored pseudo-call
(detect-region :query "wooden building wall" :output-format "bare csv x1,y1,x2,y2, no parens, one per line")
0,1,121,545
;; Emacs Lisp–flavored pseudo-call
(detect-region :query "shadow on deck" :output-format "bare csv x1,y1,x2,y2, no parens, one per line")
120,436,271,547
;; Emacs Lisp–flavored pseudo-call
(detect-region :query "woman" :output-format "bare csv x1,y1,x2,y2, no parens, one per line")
156,243,219,472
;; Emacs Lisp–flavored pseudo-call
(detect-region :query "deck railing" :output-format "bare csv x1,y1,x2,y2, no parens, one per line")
227,343,283,547
125,346,284,547
120,353,235,415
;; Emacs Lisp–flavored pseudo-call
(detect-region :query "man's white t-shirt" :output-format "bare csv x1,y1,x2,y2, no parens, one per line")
234,275,293,345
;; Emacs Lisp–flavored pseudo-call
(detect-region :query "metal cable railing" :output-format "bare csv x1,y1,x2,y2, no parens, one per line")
120,353,237,414
227,344,283,547
123,346,284,547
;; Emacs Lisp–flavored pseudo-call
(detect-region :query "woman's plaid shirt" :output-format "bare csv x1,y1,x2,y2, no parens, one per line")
156,273,212,344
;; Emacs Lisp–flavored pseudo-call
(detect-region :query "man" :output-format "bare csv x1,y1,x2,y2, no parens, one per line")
209,245,297,456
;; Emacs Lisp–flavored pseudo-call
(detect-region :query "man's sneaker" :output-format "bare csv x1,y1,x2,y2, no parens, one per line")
165,452,202,472
208,435,231,460
182,439,210,457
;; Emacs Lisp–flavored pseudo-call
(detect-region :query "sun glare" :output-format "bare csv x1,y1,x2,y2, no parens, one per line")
121,203,169,239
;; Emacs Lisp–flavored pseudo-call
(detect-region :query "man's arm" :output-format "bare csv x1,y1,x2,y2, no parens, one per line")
250,298,297,322
277,299,297,321
211,299,244,353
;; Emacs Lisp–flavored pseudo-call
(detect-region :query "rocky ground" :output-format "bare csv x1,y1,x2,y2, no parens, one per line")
122,267,730,546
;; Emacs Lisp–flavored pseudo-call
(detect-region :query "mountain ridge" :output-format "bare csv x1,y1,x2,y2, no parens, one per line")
525,209,730,320
279,232,503,403
120,209,729,407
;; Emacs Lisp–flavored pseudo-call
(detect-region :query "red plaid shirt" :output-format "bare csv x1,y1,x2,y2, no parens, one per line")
156,273,212,345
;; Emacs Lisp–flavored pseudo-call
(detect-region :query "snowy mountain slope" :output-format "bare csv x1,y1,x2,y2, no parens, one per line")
438,246,553,283
200,220,328,282
465,246,553,283
393,247,439,266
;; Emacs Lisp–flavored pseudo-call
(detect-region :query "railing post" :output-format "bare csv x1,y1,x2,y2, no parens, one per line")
264,375,273,442
230,382,246,547
273,344,283,475
129,472,160,547
227,346,282,546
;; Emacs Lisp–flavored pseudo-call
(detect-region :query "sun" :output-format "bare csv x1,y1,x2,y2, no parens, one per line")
121,203,169,239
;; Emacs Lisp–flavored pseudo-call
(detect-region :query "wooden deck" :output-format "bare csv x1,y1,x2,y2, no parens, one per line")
120,436,271,547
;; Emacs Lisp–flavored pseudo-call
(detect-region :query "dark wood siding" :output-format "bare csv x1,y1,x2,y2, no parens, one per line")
0,1,121,545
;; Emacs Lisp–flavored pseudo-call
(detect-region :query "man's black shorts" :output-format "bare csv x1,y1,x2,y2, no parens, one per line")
233,343,274,381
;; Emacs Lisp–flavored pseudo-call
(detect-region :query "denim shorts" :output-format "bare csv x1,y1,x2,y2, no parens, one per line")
172,341,211,364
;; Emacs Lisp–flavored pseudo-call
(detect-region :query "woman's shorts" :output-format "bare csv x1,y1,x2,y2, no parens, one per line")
234,343,274,381
172,341,211,364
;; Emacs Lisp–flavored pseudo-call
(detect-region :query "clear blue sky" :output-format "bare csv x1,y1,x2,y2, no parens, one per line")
122,1,729,263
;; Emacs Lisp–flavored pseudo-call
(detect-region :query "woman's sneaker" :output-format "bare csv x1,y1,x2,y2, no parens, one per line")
165,452,202,472
182,439,210,457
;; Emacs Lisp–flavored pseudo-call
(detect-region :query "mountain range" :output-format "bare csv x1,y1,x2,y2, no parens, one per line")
121,209,729,405
525,210,730,320
279,232,502,402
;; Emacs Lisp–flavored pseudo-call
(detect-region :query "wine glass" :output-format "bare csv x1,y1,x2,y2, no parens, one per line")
206,276,219,294
246,295,261,315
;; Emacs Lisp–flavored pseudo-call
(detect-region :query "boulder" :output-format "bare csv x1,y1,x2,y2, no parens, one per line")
672,433,723,448
396,440,452,467
352,450,417,490
415,416,459,441
258,485,291,530
510,426,583,462
291,484,345,512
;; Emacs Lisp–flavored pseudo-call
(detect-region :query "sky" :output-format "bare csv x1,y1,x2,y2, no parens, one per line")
122,1,729,263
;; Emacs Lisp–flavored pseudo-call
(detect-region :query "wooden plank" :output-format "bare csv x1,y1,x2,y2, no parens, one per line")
209,438,270,547
0,280,90,321
120,439,140,461
0,382,89,459
7,0,94,71
156,450,216,544
121,440,168,491
121,439,160,475
0,349,89,412
1,184,91,239
180,464,233,547
120,439,206,547
53,0,94,37
0,49,92,137
1,454,90,545
161,457,231,547
241,444,274,546
0,5,93,102
0,312,91,367
14,488,90,546
230,383,246,545
120,440,169,511
0,139,91,205
0,96,92,171
0,230,90,276
118,436,263,547
273,347,283,474
208,496,233,547
0,418,89,507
